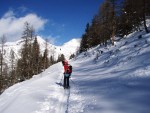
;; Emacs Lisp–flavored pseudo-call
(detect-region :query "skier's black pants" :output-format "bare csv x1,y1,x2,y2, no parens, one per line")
64,76,70,88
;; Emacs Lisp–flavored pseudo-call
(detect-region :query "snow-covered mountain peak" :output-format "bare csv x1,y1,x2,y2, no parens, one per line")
62,38,81,47
1,36,81,67
56,38,81,59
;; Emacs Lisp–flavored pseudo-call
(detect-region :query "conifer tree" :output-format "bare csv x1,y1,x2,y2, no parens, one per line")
10,49,16,84
42,48,49,70
50,56,55,65
41,38,50,70
31,37,41,74
16,22,35,80
69,54,75,59
0,35,6,92
57,54,65,62
79,23,91,53
140,0,150,33
0,35,6,77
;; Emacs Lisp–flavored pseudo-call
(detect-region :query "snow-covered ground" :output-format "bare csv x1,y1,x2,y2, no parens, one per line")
0,30,150,113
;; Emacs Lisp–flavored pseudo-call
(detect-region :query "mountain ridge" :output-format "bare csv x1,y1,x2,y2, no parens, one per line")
1,36,81,68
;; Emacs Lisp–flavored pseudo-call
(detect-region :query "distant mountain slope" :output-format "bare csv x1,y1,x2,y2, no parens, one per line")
1,36,81,67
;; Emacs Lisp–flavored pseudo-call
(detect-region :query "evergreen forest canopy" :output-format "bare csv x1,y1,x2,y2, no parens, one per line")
79,0,150,53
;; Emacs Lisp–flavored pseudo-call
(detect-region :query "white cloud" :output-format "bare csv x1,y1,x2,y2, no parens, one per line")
0,10,47,42
3,10,15,18
18,6,28,13
42,35,60,45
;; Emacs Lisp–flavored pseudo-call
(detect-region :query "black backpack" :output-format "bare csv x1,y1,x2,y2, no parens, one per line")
67,65,72,74
69,65,72,73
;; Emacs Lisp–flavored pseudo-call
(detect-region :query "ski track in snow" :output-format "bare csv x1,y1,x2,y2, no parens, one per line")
33,72,85,113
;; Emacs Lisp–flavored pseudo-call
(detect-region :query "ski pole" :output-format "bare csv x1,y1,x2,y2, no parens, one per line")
70,79,75,84
60,74,63,84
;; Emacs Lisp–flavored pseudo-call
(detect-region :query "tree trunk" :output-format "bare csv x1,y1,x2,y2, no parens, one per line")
143,0,149,33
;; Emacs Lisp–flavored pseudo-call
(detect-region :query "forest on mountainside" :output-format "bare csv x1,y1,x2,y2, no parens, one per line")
80,0,150,52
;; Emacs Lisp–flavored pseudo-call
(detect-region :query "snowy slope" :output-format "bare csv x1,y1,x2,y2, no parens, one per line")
0,30,150,113
1,36,80,67
58,39,80,59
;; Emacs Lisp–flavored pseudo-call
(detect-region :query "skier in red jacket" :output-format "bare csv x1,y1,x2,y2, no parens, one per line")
62,60,71,89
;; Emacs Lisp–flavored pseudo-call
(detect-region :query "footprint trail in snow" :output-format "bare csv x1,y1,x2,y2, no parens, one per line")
34,73,85,113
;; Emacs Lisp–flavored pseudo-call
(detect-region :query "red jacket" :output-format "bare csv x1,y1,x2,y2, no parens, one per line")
64,64,69,73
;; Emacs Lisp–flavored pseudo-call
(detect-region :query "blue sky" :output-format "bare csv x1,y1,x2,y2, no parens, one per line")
0,0,104,45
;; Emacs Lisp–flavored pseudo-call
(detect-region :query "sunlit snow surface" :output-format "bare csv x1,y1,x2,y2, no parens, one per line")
1,31,150,113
